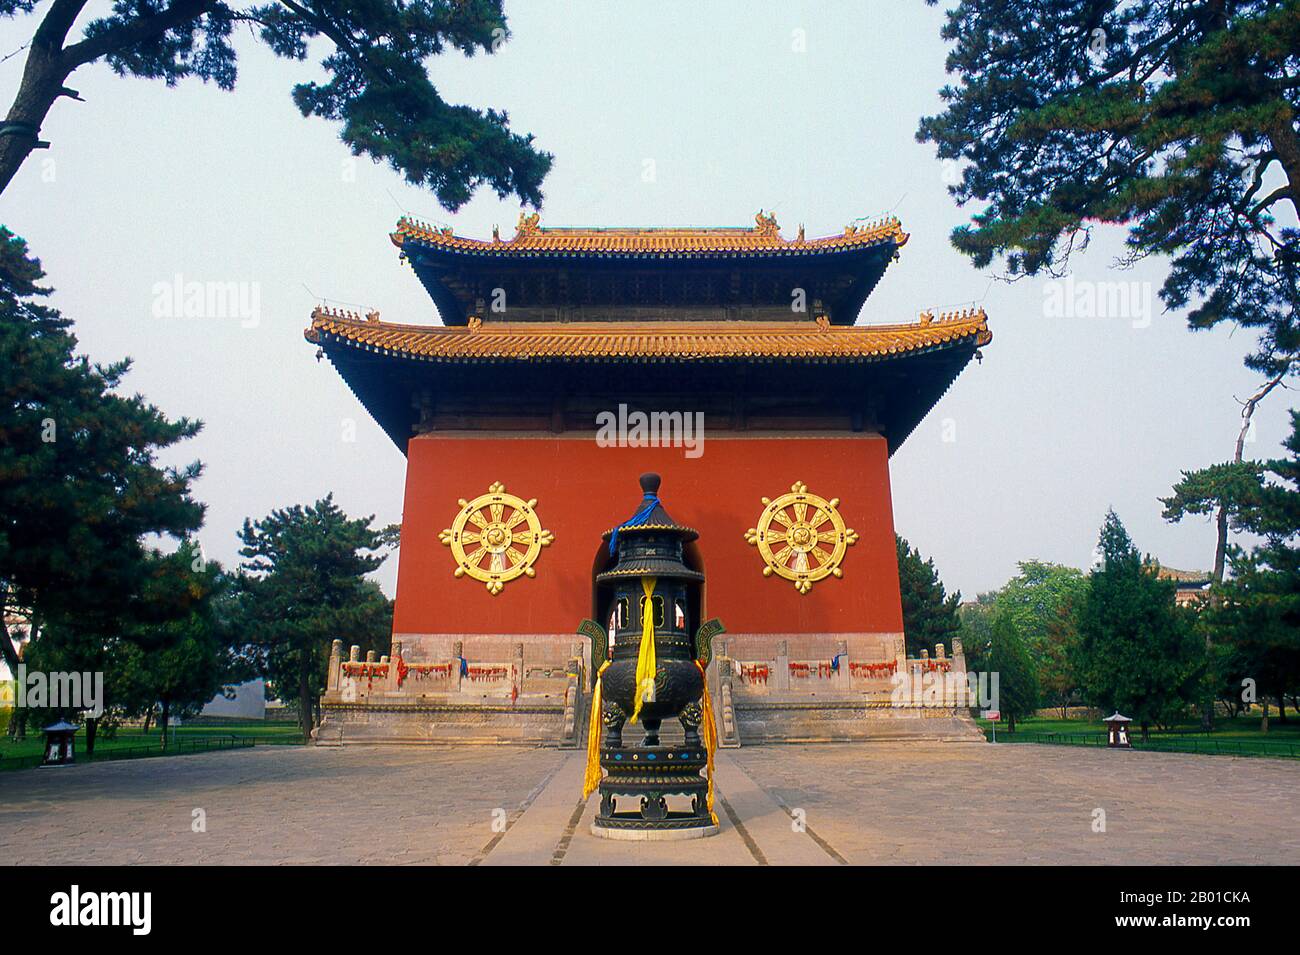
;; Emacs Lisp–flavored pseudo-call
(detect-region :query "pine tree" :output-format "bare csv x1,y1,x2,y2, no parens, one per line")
235,496,395,737
896,535,961,657
0,1,551,205
127,542,242,749
1211,410,1300,726
0,228,204,690
918,1,1300,380
1073,510,1205,739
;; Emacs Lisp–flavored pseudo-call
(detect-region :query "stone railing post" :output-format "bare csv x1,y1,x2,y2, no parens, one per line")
719,659,740,748
389,641,403,693
570,641,584,688
951,636,968,707
560,656,582,749
775,639,790,691
327,639,343,693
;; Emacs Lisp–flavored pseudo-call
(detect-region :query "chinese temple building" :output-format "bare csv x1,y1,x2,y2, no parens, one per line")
307,211,988,745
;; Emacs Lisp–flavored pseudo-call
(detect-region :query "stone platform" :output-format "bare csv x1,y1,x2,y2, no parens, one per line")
314,633,985,746
732,699,984,743
313,701,570,746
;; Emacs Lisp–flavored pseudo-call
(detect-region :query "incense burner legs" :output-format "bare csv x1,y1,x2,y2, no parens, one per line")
591,736,717,840
592,662,716,839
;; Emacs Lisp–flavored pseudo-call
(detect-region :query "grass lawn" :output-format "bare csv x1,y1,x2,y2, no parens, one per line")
977,713,1300,758
0,714,304,770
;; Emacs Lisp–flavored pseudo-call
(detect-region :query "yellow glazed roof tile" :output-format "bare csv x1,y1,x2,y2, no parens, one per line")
390,211,909,258
305,308,991,363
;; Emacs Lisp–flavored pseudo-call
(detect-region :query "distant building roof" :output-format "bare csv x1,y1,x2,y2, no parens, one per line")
1153,565,1213,585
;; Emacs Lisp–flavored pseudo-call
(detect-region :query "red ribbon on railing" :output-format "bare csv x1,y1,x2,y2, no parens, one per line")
396,661,452,688
849,661,898,678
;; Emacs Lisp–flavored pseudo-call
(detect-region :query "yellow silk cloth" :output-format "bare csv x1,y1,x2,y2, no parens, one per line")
630,576,657,723
582,660,612,801
696,660,719,825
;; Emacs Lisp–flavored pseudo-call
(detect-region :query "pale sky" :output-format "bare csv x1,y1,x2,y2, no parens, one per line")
0,1,1287,600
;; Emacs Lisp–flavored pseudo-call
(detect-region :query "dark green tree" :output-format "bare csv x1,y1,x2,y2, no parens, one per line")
0,0,551,205
23,541,221,753
918,1,1300,379
0,228,204,685
125,542,242,748
1210,409,1300,726
236,496,394,737
896,534,961,657
1073,510,1205,739
985,610,1040,732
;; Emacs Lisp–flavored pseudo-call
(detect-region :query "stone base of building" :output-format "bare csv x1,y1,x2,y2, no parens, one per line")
733,700,984,743
313,633,587,746
312,697,983,746
312,631,986,747
713,632,985,746
313,701,571,746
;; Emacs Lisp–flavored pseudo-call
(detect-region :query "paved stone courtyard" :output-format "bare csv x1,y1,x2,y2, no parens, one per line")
2,742,1298,865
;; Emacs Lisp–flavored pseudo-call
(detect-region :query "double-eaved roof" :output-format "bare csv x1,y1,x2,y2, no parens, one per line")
306,212,991,454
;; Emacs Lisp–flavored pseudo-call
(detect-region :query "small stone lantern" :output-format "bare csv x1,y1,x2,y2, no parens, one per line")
41,721,78,766
1104,712,1132,748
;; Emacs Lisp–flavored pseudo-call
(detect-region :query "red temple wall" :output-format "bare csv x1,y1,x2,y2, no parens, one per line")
391,433,903,640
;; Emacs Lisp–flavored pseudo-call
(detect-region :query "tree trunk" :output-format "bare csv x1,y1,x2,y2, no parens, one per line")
0,605,21,676
0,44,74,196
85,714,97,756
0,0,222,198
142,709,152,734
1007,713,1016,733
1141,721,1150,742
1263,111,1300,224
298,656,313,739
1,610,28,741
159,699,170,751
1277,693,1287,723
1203,370,1292,730
1261,698,1270,734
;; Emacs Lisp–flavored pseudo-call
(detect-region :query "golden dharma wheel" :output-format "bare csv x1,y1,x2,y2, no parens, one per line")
744,480,857,594
438,482,553,595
